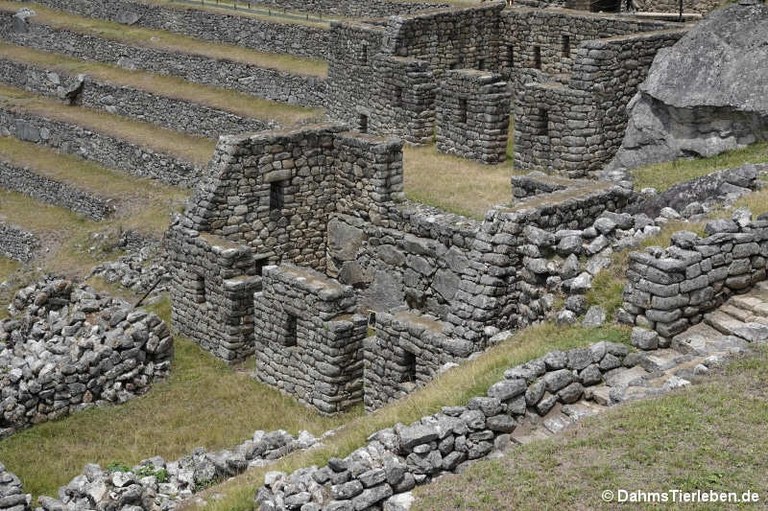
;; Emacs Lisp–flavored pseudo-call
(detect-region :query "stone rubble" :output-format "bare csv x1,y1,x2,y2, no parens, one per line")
34,430,318,511
0,277,172,438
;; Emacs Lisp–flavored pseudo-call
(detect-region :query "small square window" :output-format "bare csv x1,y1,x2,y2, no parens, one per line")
269,181,285,210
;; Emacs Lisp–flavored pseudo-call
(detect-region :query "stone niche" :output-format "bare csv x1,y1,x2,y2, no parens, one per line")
435,69,511,164
253,264,368,414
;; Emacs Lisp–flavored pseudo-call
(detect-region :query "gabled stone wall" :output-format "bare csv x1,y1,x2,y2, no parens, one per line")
253,265,367,414
435,70,511,163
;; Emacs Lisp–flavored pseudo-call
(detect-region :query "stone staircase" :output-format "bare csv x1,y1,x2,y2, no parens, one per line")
505,283,768,446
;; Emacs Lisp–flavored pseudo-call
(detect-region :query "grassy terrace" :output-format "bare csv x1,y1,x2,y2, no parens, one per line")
414,347,768,511
0,84,215,167
0,43,324,127
403,143,517,220
163,0,336,26
0,1,328,78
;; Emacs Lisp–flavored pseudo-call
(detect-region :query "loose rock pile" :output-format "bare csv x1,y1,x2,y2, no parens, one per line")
0,277,172,437
0,463,31,511
90,241,169,300
37,430,318,511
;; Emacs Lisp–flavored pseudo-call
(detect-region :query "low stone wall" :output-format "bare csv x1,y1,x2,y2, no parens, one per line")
0,16,327,108
435,70,510,164
253,264,367,414
34,429,317,511
0,108,201,186
256,339,633,510
0,278,173,437
0,222,38,262
0,463,30,511
0,160,113,220
26,0,330,59
0,57,273,138
620,213,768,338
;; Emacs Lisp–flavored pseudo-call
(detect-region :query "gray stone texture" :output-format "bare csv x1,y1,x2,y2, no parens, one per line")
609,3,768,171
0,223,38,262
0,57,273,138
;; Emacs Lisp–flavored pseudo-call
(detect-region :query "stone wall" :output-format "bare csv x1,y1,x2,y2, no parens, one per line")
0,160,113,220
167,125,404,362
0,463,30,511
0,222,37,262
513,28,687,177
634,0,721,14
435,70,510,164
253,265,367,414
256,339,634,510
326,4,504,142
0,278,173,437
620,214,768,338
0,15,327,108
0,108,200,186
0,57,273,138
25,0,330,59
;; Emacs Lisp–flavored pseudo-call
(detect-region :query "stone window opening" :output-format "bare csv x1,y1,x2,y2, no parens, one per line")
538,108,549,136
458,98,468,124
269,180,286,211
393,86,403,107
533,46,542,69
562,35,571,57
194,273,206,304
283,313,298,347
402,349,417,383
477,58,486,70
360,44,368,64
358,113,369,133
507,44,514,68
368,310,376,327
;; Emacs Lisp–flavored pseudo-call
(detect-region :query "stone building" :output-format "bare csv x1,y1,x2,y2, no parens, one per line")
325,4,686,174
168,125,632,413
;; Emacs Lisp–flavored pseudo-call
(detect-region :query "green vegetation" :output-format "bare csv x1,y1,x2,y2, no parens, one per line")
632,141,768,192
0,311,353,499
403,144,518,219
413,347,768,511
0,1,328,77
188,324,629,511
0,43,324,127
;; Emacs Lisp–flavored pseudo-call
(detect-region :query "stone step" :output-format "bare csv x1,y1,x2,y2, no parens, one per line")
704,310,768,343
729,295,768,318
719,303,753,322
672,321,751,357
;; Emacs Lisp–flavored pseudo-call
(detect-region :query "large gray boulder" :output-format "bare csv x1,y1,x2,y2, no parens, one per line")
608,2,768,171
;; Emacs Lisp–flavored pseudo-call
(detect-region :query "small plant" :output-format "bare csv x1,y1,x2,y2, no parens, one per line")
106,461,132,473
135,465,170,483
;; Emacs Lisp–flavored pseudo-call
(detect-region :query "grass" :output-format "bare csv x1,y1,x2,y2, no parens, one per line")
413,346,768,511
182,323,629,511
632,141,768,192
0,84,215,167
0,43,324,127
0,1,328,78
0,307,353,499
161,0,335,26
403,144,518,219
0,257,19,282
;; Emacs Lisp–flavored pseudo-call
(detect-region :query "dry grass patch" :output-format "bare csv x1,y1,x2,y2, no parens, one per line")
0,1,328,77
184,323,629,511
0,257,20,283
0,43,323,127
160,0,335,26
0,84,215,167
403,144,518,219
632,141,768,192
0,325,353,500
414,347,768,511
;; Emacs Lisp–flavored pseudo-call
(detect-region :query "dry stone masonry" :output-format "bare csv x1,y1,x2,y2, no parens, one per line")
0,159,113,221
0,277,173,437
0,463,30,511
168,125,639,413
0,13,326,108
0,57,274,138
0,223,37,263
435,70,510,164
620,210,768,340
0,109,200,187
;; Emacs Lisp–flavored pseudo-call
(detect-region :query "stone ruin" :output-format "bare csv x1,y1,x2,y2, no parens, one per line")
324,4,688,175
168,124,639,414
